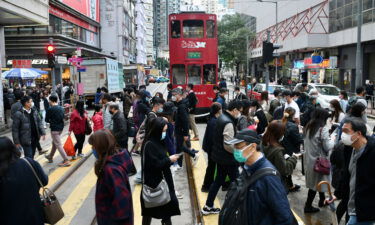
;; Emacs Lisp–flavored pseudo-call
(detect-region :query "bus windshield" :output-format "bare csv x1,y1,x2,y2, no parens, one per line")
183,20,204,38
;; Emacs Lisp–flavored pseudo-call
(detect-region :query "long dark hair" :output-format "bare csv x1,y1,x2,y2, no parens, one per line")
0,137,21,177
262,120,285,147
282,107,296,124
75,100,85,117
146,117,167,142
305,108,330,138
89,130,119,178
330,99,343,123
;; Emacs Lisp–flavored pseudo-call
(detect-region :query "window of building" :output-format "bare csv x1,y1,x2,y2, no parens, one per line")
363,0,373,10
330,0,337,10
344,4,352,17
18,27,33,35
33,26,48,34
172,65,186,85
363,9,373,23
188,64,201,84
206,20,215,38
4,27,18,35
344,16,352,28
203,64,216,84
171,20,180,38
183,20,204,38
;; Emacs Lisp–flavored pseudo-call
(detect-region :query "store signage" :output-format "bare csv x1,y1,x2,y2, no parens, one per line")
58,0,100,23
329,56,338,68
77,66,86,72
312,55,323,64
294,60,305,69
7,59,48,65
187,52,201,59
57,56,68,65
12,60,32,68
181,41,206,49
180,5,205,12
295,59,330,69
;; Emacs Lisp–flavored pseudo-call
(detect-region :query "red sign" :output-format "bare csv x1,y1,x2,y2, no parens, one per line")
76,83,84,95
13,60,32,68
49,5,97,32
59,0,100,22
181,40,207,49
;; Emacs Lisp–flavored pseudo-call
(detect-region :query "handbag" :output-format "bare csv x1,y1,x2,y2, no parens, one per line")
141,141,171,208
85,118,92,135
63,135,75,156
313,128,331,175
22,158,64,224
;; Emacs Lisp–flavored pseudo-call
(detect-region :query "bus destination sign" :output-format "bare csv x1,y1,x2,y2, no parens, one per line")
187,52,201,59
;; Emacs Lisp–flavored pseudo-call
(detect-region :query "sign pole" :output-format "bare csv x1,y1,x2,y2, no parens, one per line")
265,30,271,91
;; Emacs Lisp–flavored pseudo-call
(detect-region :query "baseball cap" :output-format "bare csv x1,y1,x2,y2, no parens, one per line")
171,88,183,95
225,129,261,145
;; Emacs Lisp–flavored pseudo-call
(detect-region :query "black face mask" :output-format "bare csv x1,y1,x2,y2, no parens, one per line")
109,110,114,115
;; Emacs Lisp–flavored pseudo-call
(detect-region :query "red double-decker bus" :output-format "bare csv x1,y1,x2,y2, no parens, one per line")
169,12,218,115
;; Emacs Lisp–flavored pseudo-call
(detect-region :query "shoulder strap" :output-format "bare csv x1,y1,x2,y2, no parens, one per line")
244,167,280,191
21,158,44,188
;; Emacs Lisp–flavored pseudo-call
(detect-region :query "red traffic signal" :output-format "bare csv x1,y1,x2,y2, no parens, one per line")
47,44,55,53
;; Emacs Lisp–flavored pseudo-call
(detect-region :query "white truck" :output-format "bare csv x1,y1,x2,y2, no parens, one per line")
79,58,124,106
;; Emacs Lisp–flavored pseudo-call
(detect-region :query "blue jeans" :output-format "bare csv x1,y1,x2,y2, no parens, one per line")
347,215,375,225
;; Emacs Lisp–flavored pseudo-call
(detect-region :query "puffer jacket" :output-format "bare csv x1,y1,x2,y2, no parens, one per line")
12,108,45,146
69,109,87,135
92,111,104,132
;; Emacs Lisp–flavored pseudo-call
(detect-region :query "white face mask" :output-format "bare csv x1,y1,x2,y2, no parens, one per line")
171,96,177,102
341,132,354,146
31,102,34,108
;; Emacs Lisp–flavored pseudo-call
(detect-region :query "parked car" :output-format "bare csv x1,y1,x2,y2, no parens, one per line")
147,75,156,83
293,83,341,109
247,83,287,101
156,76,170,83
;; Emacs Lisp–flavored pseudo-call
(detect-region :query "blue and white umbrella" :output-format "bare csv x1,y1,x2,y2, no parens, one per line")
1,68,48,79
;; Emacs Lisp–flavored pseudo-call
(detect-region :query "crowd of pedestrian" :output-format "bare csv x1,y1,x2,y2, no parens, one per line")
1,79,375,225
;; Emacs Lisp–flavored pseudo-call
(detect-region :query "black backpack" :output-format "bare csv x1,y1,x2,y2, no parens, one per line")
219,168,280,225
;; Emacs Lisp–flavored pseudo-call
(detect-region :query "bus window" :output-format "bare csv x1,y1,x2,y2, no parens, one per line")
172,64,186,85
183,20,204,38
203,64,216,84
206,20,215,38
188,64,201,84
171,20,180,38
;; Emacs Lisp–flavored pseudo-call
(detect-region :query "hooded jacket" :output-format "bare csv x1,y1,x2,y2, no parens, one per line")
95,151,134,225
12,108,45,146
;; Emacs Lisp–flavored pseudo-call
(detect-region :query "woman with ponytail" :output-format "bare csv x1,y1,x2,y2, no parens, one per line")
90,130,134,225
281,107,304,192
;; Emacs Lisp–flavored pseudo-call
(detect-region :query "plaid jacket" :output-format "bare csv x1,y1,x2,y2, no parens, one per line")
95,151,134,225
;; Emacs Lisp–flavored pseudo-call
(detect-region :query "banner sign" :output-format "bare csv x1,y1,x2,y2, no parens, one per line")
59,0,100,22
106,58,121,93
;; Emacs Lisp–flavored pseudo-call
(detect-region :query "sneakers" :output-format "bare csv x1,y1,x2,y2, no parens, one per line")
201,186,210,193
38,149,48,155
175,191,183,199
191,149,199,154
191,137,199,141
58,160,71,167
304,205,320,213
132,151,141,156
289,184,301,193
201,205,220,215
77,153,85,158
71,156,76,160
45,155,53,163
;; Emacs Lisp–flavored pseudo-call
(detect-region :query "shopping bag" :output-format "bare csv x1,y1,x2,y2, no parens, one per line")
64,136,75,156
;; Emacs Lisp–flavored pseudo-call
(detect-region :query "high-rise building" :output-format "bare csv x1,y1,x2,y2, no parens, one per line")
192,0,219,14
144,0,155,65
154,0,181,59
136,0,147,65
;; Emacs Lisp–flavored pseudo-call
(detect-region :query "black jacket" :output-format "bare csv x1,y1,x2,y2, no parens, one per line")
202,116,218,154
111,111,128,148
0,157,48,225
174,99,189,136
335,137,375,222
282,120,303,155
235,92,248,101
211,111,238,166
255,109,268,135
45,105,65,131
12,108,45,146
273,104,285,121
187,92,198,114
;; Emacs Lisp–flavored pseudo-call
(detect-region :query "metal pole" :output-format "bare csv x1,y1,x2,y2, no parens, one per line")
51,68,56,94
274,1,278,83
246,35,249,82
355,0,363,88
266,30,271,91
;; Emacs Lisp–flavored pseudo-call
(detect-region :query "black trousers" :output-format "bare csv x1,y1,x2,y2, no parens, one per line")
202,152,216,189
74,133,85,155
175,134,195,167
142,216,171,225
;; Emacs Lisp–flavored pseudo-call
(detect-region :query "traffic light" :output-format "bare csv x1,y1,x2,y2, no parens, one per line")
47,44,56,68
262,41,282,64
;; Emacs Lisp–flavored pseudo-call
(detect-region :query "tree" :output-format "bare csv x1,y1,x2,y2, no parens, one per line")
218,13,254,80
155,57,169,74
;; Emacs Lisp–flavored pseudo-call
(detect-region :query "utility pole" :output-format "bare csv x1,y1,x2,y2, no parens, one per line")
355,0,363,88
274,1,278,83
246,35,249,80
265,30,271,91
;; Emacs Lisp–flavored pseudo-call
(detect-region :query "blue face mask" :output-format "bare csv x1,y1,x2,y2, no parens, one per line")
146,97,150,102
157,108,163,113
233,144,254,163
161,132,167,140
92,149,98,159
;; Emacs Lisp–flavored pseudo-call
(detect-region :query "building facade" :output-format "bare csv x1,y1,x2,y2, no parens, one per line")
235,0,375,91
144,0,155,65
136,0,147,65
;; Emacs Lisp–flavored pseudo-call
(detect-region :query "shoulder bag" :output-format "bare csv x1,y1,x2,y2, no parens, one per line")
141,141,171,208
313,128,331,175
85,117,92,135
22,158,64,224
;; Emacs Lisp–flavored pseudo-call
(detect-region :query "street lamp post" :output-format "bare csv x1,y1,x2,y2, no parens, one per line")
258,0,278,82
355,0,363,88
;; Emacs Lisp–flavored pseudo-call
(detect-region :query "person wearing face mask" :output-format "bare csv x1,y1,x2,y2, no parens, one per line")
186,84,199,141
249,100,268,135
12,96,46,159
236,100,251,131
220,129,296,224
261,120,298,192
269,89,282,117
201,100,242,215
282,90,301,125
215,88,228,110
234,86,248,101
333,118,375,225
108,103,128,149
141,117,181,225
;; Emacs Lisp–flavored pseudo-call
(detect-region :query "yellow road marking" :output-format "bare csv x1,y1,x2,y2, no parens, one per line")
133,184,142,225
56,168,97,225
46,144,92,189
